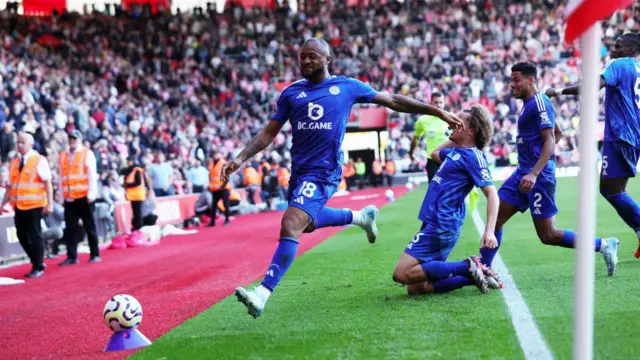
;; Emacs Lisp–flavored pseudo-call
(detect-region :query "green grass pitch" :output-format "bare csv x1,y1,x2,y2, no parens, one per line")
133,177,640,360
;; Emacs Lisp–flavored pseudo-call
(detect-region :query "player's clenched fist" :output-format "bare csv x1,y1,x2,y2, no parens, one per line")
220,158,243,183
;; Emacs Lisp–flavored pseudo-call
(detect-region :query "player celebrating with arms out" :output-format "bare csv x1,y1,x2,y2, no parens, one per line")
393,104,501,295
483,62,618,276
221,38,464,318
546,33,640,258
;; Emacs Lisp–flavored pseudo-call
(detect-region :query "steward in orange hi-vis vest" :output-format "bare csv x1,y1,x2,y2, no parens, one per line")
9,154,47,210
59,149,89,200
207,154,231,226
0,132,53,278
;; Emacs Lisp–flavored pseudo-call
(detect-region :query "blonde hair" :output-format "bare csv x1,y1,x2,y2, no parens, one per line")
468,104,494,149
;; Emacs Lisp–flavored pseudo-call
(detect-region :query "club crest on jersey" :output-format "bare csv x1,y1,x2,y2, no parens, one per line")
540,111,551,125
329,86,340,95
452,154,461,161
481,169,492,182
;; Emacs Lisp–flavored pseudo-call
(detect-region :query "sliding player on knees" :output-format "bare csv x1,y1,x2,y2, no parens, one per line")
547,33,640,259
221,38,464,318
491,62,618,276
393,104,501,295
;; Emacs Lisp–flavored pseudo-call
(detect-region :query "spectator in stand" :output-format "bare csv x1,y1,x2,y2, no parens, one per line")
149,152,173,197
188,159,209,194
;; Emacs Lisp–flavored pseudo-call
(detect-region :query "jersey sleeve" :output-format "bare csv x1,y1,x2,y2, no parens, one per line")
601,59,621,87
349,78,378,104
467,150,494,188
414,117,426,138
439,147,453,160
271,90,292,124
533,94,555,130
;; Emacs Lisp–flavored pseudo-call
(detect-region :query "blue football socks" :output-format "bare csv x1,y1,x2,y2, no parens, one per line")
432,276,474,293
260,237,299,292
605,192,640,233
420,260,469,281
559,230,602,252
315,207,353,229
480,228,502,267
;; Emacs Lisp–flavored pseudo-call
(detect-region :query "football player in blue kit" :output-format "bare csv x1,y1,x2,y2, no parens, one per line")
486,62,618,277
547,33,640,259
220,38,464,318
392,104,501,295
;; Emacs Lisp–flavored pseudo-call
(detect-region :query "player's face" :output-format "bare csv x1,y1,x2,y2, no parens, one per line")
431,96,445,109
449,112,472,144
298,47,330,79
509,71,532,99
610,37,635,59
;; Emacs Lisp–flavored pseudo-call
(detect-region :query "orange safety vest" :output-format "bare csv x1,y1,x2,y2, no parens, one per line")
217,189,242,212
209,159,231,191
243,167,261,186
9,155,47,210
338,178,347,191
343,163,355,178
59,149,89,200
125,167,146,201
258,162,271,181
372,160,383,175
277,168,290,187
385,160,396,175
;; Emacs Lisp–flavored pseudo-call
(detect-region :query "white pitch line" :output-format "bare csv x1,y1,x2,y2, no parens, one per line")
471,209,555,360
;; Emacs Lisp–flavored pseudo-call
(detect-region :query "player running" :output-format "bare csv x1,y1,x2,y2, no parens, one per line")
482,62,618,277
393,104,502,295
546,33,640,258
221,38,464,318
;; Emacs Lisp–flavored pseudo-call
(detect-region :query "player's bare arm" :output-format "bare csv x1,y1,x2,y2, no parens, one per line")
221,120,284,182
554,122,563,144
519,128,555,193
546,76,607,97
480,185,499,249
430,139,457,164
371,93,464,129
408,135,420,163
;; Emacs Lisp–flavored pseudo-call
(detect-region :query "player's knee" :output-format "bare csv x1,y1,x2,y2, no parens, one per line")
392,268,409,285
281,215,306,237
303,220,316,233
538,229,560,245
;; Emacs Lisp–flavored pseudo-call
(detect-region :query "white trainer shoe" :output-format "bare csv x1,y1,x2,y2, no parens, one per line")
360,205,379,244
235,286,266,318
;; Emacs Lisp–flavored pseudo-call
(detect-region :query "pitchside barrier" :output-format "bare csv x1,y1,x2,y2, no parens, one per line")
0,161,630,264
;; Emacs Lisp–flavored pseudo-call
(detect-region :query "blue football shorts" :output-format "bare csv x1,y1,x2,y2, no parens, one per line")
601,140,640,179
498,170,558,219
287,173,338,222
404,222,459,263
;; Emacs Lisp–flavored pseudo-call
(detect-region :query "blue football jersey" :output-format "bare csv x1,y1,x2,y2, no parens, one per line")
418,147,493,234
271,76,378,182
515,92,556,177
601,57,640,148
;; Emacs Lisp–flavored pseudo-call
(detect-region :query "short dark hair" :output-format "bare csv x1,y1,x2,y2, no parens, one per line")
620,32,640,55
511,62,537,79
431,91,444,99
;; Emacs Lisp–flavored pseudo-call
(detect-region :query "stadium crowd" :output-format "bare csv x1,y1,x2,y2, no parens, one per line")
0,0,637,208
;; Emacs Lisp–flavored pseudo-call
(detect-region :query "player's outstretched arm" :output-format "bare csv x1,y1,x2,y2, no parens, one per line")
554,122,563,144
221,120,283,182
371,93,464,129
546,76,606,97
480,185,499,249
429,139,457,164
